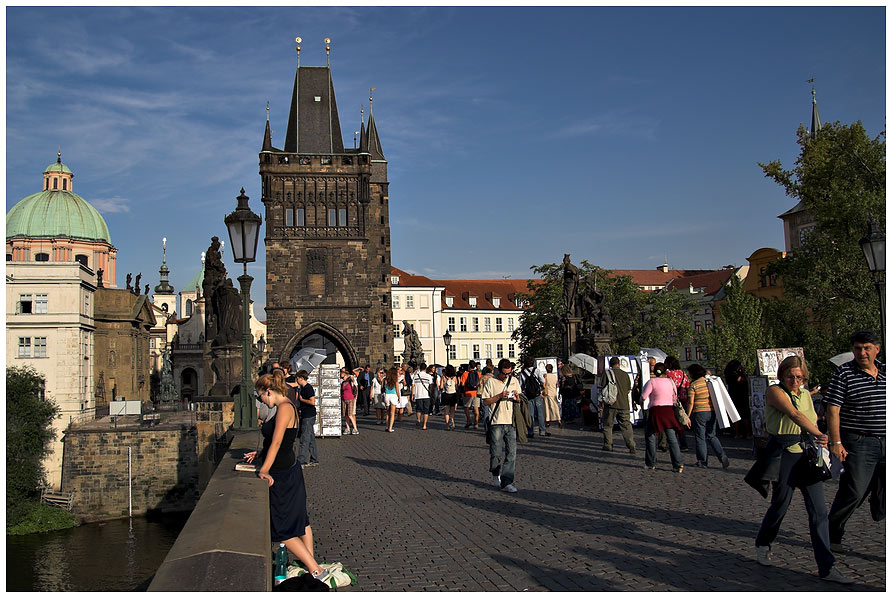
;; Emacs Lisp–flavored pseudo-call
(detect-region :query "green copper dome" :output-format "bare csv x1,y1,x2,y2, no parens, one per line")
44,161,72,174
6,189,111,244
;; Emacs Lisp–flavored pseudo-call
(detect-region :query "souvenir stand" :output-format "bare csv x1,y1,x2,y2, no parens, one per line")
312,364,342,437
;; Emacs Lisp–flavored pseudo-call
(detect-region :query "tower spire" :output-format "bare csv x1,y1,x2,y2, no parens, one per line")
154,237,175,294
262,101,274,151
808,78,822,140
366,89,385,160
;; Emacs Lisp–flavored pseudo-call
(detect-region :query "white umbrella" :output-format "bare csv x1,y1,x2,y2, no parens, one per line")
290,347,327,373
829,352,854,368
639,348,668,363
569,353,598,374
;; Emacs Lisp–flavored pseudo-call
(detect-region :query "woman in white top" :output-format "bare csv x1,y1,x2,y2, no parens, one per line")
372,368,386,425
440,364,460,430
383,367,401,433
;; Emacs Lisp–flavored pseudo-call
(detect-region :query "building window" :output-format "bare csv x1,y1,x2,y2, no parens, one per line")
485,344,493,359
83,294,89,315
694,321,702,332
35,253,49,262
469,296,477,308
35,294,48,314
18,337,31,357
508,344,516,359
328,209,337,227
685,347,692,361
151,338,157,349
472,344,480,360
420,295,429,309
448,345,457,361
321,156,332,165
459,317,467,332
484,317,491,332
186,299,193,317
705,320,713,330
18,294,33,314
338,209,347,227
62,179,68,190
75,254,88,267
507,318,515,332
472,317,479,332
392,295,400,309
696,347,703,360
285,208,294,226
495,317,503,332
391,275,400,285
6,254,11,262
393,323,401,336
496,344,504,358
448,317,456,332
53,178,58,190
406,295,414,309
34,337,47,358
296,208,305,227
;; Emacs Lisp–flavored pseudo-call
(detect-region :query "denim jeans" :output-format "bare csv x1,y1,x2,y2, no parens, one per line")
527,396,547,435
297,416,318,465
829,431,885,543
756,449,835,577
644,412,682,469
488,424,517,488
691,410,726,466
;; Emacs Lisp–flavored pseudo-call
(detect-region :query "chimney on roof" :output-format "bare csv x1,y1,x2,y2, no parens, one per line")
657,264,669,273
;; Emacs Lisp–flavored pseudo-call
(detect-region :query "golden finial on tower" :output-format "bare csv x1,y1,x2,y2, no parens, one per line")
360,105,364,125
295,36,301,67
325,37,331,66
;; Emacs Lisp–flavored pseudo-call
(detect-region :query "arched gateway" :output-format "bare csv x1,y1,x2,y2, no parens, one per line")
261,44,394,369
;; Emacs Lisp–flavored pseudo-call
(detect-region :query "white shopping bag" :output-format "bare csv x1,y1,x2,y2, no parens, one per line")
707,375,741,429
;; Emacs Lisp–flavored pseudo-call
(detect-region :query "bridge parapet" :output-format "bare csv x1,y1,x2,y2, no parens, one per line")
148,431,269,592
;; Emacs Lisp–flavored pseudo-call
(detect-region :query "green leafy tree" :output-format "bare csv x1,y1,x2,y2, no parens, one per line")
7,366,59,528
700,276,772,376
760,121,885,382
514,260,696,359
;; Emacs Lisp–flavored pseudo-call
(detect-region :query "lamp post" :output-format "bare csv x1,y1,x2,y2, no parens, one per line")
443,330,453,367
859,218,886,349
224,188,262,429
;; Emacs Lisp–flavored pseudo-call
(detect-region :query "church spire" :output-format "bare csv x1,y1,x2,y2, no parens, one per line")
808,78,822,140
284,36,343,154
366,88,385,160
262,101,274,151
154,237,175,294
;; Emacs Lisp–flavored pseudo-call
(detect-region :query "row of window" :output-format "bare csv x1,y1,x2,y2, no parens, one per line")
17,293,90,315
392,295,431,310
45,177,69,191
6,252,90,265
466,343,515,360
283,207,349,228
684,347,704,361
692,320,714,332
447,316,514,333
18,337,47,358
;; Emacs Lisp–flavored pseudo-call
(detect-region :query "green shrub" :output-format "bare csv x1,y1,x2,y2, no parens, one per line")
7,501,79,535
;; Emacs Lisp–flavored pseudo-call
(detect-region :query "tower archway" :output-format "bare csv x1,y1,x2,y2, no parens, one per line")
279,321,359,371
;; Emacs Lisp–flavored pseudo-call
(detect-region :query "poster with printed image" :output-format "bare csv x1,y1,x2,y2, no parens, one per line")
748,375,769,438
315,364,342,437
535,356,559,408
757,347,805,384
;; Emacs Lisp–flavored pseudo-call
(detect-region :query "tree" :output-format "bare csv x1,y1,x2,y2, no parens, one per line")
759,121,885,382
7,366,59,527
700,276,772,376
514,260,696,359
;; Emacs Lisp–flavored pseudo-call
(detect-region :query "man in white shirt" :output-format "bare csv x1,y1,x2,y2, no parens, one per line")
412,362,434,430
480,359,523,493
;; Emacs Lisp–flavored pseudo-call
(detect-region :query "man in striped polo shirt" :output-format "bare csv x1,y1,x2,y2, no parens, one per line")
824,330,885,551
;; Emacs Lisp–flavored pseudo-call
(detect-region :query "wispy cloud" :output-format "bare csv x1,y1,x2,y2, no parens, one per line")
90,196,132,214
554,110,660,140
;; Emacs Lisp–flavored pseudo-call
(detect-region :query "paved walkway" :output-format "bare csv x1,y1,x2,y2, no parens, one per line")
303,412,885,592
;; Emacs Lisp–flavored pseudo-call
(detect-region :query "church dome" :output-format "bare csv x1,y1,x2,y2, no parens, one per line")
6,154,111,244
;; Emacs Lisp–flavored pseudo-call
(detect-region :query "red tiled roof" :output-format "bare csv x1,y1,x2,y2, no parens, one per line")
608,269,714,289
390,266,440,287
665,269,737,296
437,279,538,310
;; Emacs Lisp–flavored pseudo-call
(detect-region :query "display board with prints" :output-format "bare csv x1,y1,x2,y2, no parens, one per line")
748,375,769,439
756,347,805,384
601,355,646,425
313,364,343,437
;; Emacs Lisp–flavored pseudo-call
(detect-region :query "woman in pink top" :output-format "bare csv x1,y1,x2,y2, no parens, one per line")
641,362,687,472
340,368,358,435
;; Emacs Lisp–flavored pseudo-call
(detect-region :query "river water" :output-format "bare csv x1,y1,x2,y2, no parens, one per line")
6,511,190,591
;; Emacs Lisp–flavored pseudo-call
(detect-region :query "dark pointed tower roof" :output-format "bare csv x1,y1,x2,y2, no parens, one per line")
358,115,368,153
154,237,175,294
284,66,345,154
366,111,385,160
809,84,822,140
262,102,275,152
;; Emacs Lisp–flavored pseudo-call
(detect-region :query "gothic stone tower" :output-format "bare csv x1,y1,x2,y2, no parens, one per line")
260,45,393,369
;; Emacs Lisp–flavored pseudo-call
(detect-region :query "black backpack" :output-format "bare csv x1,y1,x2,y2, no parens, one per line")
523,368,542,398
465,370,479,391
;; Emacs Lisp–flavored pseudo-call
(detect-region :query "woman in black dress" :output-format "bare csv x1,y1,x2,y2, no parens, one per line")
245,371,327,580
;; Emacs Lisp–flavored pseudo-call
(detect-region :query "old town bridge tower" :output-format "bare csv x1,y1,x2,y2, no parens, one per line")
260,41,393,369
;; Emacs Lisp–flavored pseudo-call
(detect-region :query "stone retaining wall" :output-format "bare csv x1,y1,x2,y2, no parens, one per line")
62,425,199,522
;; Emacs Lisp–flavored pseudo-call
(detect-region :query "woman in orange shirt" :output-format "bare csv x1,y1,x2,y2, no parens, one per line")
685,363,729,469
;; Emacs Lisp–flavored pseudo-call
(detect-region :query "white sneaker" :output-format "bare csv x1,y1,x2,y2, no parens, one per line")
351,429,359,435
821,566,854,584
501,484,518,493
755,545,771,566
492,475,501,488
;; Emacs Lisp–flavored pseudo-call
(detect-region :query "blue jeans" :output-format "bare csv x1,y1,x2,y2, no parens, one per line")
691,410,726,466
527,396,546,435
829,431,885,543
488,424,517,488
644,412,682,469
756,449,835,577
297,416,318,465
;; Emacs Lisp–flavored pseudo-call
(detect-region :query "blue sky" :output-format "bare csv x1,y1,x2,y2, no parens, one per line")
6,6,886,317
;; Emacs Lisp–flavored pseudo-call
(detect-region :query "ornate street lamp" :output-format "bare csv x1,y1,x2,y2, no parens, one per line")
443,330,453,367
224,188,262,429
859,218,886,348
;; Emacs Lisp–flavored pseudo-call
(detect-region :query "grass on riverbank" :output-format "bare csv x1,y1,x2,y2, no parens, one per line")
7,501,80,535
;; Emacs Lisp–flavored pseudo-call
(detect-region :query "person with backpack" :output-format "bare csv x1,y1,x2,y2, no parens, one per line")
599,356,636,454
461,361,482,429
520,357,548,438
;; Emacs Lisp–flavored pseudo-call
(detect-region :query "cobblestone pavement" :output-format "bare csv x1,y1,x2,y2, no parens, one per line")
302,412,885,592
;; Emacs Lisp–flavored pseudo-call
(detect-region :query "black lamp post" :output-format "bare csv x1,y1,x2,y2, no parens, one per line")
859,218,886,348
224,188,262,429
443,330,453,367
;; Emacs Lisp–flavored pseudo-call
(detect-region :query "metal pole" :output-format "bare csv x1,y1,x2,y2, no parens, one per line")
875,278,886,356
238,268,254,429
128,445,132,518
